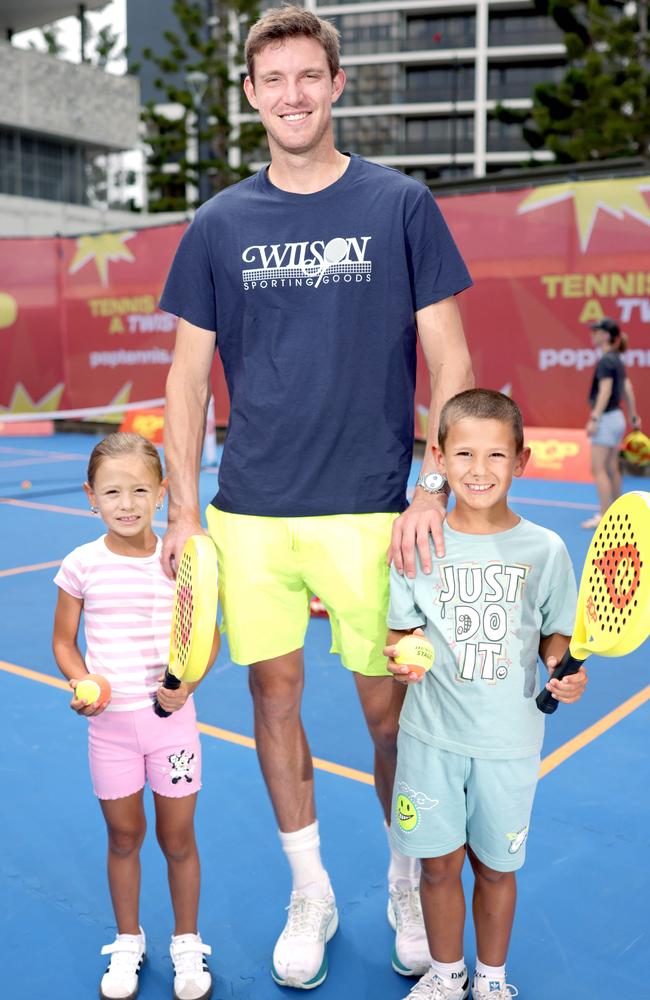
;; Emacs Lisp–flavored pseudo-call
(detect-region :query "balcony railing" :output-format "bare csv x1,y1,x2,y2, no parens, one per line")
486,132,529,152
488,76,562,100
404,32,476,51
338,137,475,155
488,24,564,47
337,82,475,106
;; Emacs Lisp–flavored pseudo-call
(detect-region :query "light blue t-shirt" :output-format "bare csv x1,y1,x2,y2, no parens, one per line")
388,518,577,759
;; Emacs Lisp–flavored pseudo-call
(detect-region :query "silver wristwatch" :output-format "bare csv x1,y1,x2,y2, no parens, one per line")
416,471,449,495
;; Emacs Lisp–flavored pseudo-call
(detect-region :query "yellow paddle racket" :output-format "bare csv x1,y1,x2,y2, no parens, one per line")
537,491,650,714
154,534,218,718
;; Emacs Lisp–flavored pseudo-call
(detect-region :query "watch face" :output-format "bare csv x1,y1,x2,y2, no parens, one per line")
422,473,445,492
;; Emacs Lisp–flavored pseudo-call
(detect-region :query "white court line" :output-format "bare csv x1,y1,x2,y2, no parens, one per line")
0,496,166,528
406,487,597,512
0,446,86,461
1,491,596,518
0,455,85,469
510,495,597,511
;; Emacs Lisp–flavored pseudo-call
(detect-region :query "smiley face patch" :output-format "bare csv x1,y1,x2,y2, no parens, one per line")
394,781,439,833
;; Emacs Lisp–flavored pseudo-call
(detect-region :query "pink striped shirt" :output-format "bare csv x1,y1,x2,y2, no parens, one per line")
54,535,175,712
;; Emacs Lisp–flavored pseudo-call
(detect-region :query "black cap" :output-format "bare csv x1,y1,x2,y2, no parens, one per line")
588,317,620,337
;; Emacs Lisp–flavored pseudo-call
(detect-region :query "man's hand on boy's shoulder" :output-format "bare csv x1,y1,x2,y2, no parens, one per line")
543,655,588,704
388,492,447,577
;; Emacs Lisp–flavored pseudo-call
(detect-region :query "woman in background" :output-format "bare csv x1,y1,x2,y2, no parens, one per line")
581,318,641,529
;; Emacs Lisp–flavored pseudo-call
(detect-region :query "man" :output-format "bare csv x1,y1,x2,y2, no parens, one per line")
160,5,473,990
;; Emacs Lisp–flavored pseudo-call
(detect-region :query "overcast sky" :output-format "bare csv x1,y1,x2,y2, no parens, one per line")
12,0,127,74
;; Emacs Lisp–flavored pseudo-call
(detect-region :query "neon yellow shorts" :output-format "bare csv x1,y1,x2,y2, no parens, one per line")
206,507,398,675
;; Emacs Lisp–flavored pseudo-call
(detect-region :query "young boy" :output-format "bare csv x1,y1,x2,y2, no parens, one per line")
385,389,587,1000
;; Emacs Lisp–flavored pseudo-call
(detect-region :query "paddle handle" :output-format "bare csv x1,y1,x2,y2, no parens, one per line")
154,667,181,719
536,647,585,715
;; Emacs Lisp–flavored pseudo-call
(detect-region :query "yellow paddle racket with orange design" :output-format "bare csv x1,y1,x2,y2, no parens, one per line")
154,535,218,718
537,491,650,714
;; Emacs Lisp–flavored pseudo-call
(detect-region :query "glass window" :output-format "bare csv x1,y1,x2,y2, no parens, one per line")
486,118,527,151
332,12,402,56
406,64,475,102
404,115,474,154
0,131,89,204
488,11,563,46
338,63,401,106
488,61,564,99
0,130,18,195
406,14,476,49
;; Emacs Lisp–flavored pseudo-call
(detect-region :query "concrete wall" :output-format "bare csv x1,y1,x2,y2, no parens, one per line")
0,41,140,151
0,193,187,236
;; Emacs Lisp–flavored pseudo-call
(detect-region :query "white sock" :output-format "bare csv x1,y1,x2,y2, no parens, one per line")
385,820,420,887
431,957,467,982
278,821,331,899
474,960,506,987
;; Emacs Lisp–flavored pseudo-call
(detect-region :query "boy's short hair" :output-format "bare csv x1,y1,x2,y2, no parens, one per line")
438,389,524,453
245,4,340,82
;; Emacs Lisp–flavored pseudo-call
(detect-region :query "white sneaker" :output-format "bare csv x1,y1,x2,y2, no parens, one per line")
271,891,339,989
402,967,469,1000
387,884,432,976
472,974,518,1000
99,928,146,1000
170,933,212,1000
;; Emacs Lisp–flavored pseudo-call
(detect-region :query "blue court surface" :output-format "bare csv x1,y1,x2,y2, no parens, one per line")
1,434,649,1000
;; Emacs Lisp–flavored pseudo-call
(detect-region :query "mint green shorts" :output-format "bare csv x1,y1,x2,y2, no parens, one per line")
206,507,398,675
390,730,540,872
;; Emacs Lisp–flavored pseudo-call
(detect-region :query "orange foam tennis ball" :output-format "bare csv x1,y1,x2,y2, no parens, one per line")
75,674,111,707
21,480,31,489
394,634,435,678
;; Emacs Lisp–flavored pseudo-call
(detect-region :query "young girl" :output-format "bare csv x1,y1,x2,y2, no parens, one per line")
52,432,219,1000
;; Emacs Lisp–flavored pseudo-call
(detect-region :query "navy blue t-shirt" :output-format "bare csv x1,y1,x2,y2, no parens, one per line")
589,351,625,411
159,155,472,516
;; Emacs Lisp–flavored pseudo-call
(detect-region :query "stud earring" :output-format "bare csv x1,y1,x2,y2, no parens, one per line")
90,506,98,514
155,502,164,511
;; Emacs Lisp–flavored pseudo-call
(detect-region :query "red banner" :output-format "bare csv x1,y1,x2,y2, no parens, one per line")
1,175,649,435
420,175,650,431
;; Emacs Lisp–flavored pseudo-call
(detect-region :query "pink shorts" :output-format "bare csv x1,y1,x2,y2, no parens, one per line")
87,698,202,801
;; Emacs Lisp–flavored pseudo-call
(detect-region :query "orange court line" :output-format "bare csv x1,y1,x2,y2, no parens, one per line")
539,684,650,778
1,658,647,786
0,660,70,691
0,559,62,578
0,498,97,517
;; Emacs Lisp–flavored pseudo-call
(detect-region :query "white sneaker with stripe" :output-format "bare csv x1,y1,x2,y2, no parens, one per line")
99,927,146,1000
170,933,212,1000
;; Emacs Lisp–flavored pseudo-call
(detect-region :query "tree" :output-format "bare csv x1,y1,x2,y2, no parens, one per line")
30,24,66,57
137,0,265,212
494,0,650,162
31,16,124,68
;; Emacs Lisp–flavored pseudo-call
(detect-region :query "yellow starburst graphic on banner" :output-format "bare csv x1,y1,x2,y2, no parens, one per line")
0,383,65,414
68,232,136,287
104,383,134,424
517,176,650,252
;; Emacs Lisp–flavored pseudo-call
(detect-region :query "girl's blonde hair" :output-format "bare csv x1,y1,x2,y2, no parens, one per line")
87,432,163,486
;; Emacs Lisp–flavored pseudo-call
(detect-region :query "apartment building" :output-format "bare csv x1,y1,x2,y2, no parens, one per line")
0,2,147,235
126,0,567,186
239,0,566,182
